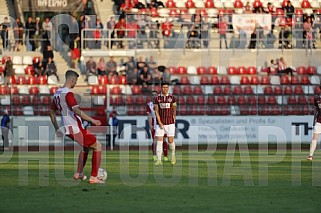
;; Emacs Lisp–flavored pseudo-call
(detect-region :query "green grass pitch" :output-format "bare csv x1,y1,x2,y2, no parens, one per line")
0,148,320,212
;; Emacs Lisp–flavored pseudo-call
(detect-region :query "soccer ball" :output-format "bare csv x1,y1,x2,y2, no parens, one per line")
97,168,108,181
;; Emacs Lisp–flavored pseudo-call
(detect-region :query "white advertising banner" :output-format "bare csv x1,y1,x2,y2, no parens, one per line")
117,116,313,145
232,14,272,34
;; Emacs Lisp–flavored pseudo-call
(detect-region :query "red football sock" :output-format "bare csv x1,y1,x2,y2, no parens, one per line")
163,141,168,157
91,150,101,177
77,151,89,174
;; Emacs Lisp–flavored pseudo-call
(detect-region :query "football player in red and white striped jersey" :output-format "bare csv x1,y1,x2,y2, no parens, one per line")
50,70,105,184
154,82,177,165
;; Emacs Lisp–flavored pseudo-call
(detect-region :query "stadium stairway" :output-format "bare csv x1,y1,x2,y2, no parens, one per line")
0,0,14,17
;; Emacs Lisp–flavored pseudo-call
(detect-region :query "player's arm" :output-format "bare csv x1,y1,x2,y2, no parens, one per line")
72,106,101,126
154,104,163,128
172,101,177,122
49,101,59,131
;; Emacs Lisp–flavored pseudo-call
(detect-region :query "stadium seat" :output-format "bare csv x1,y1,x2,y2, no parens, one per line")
110,86,121,95
132,85,142,94
210,76,220,84
297,66,307,75
12,95,21,105
180,76,190,84
33,56,41,64
207,95,215,104
220,76,230,85
307,66,316,75
21,96,31,105
166,0,176,8
247,96,256,105
287,96,297,105
250,76,260,85
19,85,29,94
12,106,23,116
208,66,217,74
183,85,192,94
185,0,195,8
168,66,177,74
247,66,257,75
291,76,300,84
258,96,266,105
264,85,273,94
25,65,35,75
50,86,58,95
110,76,120,84
280,75,290,84
41,96,51,105
227,96,236,105
23,56,33,65
37,76,48,85
187,66,197,75
48,76,58,85
223,86,231,94
93,96,105,106
9,76,16,84
237,66,247,75
0,95,10,105
125,95,134,105
177,96,185,105
270,76,280,85
185,96,195,105
28,86,39,95
310,75,320,85
28,76,37,85
301,0,312,8
213,85,223,94
227,66,237,75
205,0,215,8
273,86,282,95
98,76,108,85
14,66,25,75
17,76,26,85
216,96,226,105
233,86,242,95
91,85,99,95
200,76,209,85
135,96,145,105
11,86,19,94
267,96,277,104
271,105,282,115
243,85,254,94
218,66,227,75
298,96,307,104
294,85,304,94
283,86,293,95
172,86,181,95
197,66,207,75
260,76,270,85
230,76,240,85
237,96,246,105
193,85,203,94
0,86,9,95
12,56,23,65
240,76,250,85
177,66,187,74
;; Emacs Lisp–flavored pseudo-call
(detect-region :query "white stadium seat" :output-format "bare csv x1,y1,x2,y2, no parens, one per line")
0,95,10,105
39,85,50,94
23,106,34,116
23,56,33,65
12,56,22,65
88,75,98,85
19,85,29,94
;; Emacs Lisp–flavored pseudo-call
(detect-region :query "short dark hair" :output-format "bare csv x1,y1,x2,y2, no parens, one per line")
65,70,79,79
161,81,170,86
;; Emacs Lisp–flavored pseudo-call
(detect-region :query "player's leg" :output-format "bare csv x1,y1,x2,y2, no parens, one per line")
163,135,168,162
155,125,165,165
74,146,90,180
307,132,319,161
88,140,105,183
151,129,157,161
165,124,176,165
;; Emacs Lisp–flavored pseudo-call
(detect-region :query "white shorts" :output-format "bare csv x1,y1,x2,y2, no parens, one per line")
314,122,321,133
155,124,175,137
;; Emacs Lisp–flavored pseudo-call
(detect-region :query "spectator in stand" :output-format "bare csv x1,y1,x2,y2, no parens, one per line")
161,18,173,38
137,56,146,71
94,18,103,49
151,0,164,8
43,57,59,81
125,56,137,72
303,17,313,48
127,67,139,84
279,25,292,49
148,21,159,48
85,56,97,80
269,59,278,75
42,17,53,39
151,67,162,84
42,45,54,68
70,35,81,68
120,0,133,17
187,14,202,49
277,57,294,76
0,17,10,50
84,0,95,15
115,18,126,48
106,16,116,49
243,2,253,14
147,55,157,71
3,57,14,85
284,1,294,19
112,0,123,14
265,2,275,14
218,16,228,49
25,16,36,51
13,17,24,51
201,17,210,48
126,17,139,48
34,17,42,50
106,56,117,78
139,65,152,85
33,57,43,77
162,67,171,83
97,57,107,76
249,28,257,49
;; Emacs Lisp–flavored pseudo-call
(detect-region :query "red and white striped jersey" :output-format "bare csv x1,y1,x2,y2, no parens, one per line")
146,101,156,129
153,93,176,125
50,87,83,135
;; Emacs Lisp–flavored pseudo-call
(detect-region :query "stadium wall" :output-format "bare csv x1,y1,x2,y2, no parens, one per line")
6,116,314,146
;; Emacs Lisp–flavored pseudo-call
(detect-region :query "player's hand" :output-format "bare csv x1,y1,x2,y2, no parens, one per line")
55,129,63,138
91,119,102,126
160,123,164,129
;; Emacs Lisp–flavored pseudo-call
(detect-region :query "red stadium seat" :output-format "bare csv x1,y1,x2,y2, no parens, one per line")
177,66,187,74
132,85,142,94
172,86,181,95
314,86,321,94
33,56,41,64
208,66,217,74
166,0,176,8
291,76,300,84
109,76,119,84
183,85,192,94
233,86,242,95
168,66,177,74
9,76,16,84
135,96,145,105
250,76,260,85
98,86,106,94
207,96,215,104
119,76,126,84
258,106,270,115
240,76,250,85
267,96,277,104
301,76,310,85
200,76,209,85
227,66,237,75
301,0,311,8
205,0,215,8
217,96,226,104
213,86,223,94
253,0,262,8
283,86,293,95
274,86,282,95
264,86,273,94
193,86,203,94
50,86,58,95
98,76,108,85
91,85,99,95
177,96,185,105
258,96,266,105
237,66,247,75
11,86,19,94
237,96,246,105
298,96,307,104
12,106,23,116
0,86,9,95
280,75,290,84
247,66,257,75
220,76,230,85
126,96,134,105
29,86,39,95
110,86,121,95
223,86,231,94
227,96,236,105
287,96,297,104
180,76,190,85
271,105,281,115
234,0,243,8
307,66,316,75
150,8,159,17
247,96,256,105
12,95,21,105
197,9,207,17
169,9,178,18
25,65,35,75
296,66,307,75
32,96,40,105
197,66,207,75
28,76,37,85
260,76,270,85
210,76,220,84
294,85,304,94
185,96,195,105
276,8,284,16
21,96,31,105
17,76,26,85
243,85,253,94
37,76,47,85
41,96,51,105
185,0,195,8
